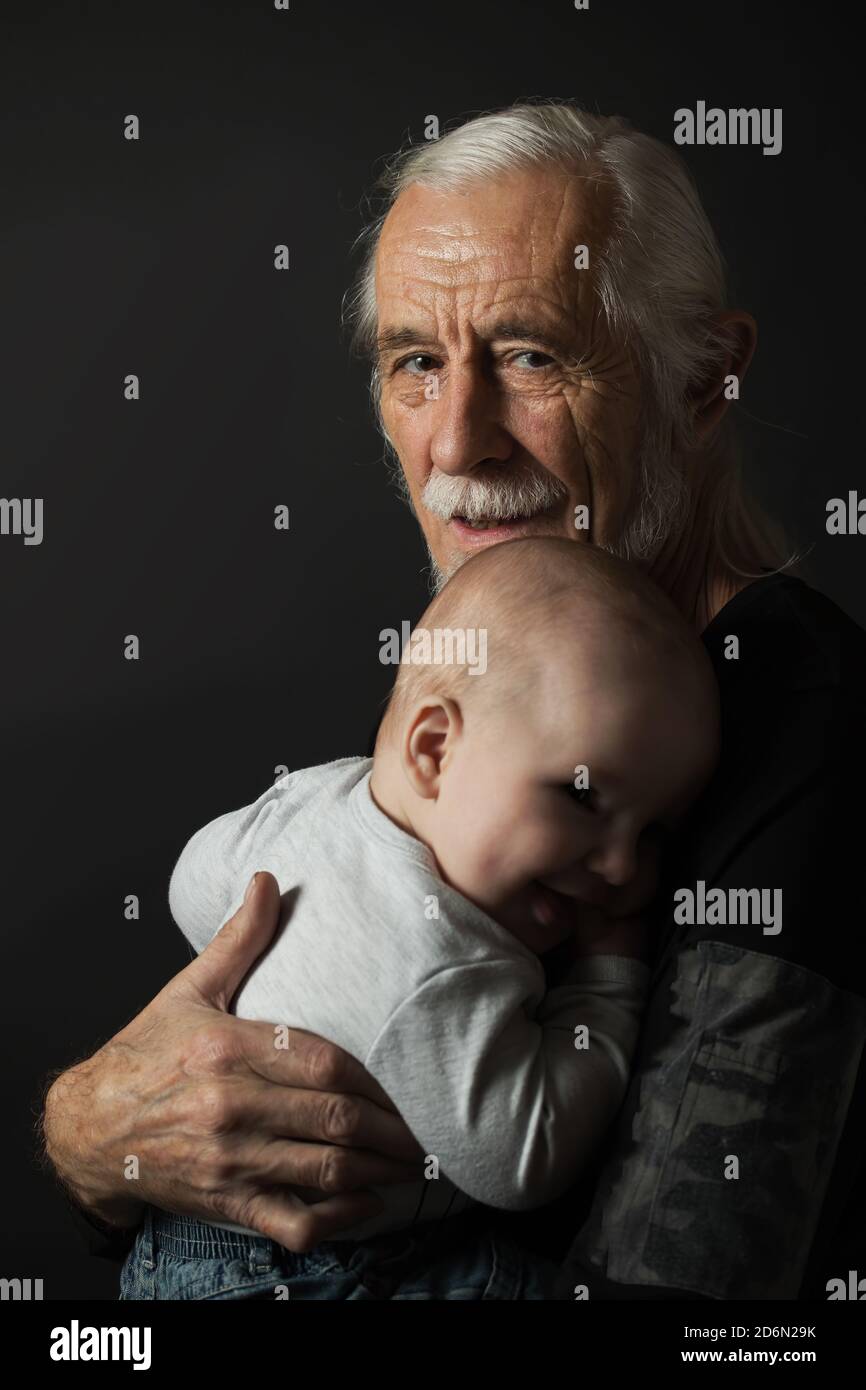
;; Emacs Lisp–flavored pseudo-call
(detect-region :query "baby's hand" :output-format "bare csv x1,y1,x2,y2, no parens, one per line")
572,907,650,963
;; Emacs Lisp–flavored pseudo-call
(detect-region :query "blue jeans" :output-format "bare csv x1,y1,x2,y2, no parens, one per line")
119,1205,560,1300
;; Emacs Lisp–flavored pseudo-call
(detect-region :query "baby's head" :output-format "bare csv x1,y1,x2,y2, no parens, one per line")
371,538,719,953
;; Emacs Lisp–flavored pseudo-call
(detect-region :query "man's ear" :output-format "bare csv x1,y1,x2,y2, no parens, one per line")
688,310,757,444
401,696,462,800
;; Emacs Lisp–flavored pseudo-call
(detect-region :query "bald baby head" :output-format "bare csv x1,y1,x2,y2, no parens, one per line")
378,537,717,746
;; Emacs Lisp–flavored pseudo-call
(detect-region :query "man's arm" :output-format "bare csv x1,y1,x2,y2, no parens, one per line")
37,1064,143,1262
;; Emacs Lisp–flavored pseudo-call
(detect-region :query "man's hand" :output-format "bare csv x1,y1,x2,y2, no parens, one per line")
41,873,423,1252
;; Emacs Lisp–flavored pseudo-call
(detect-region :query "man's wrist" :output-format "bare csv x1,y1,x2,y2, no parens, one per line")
41,1066,144,1233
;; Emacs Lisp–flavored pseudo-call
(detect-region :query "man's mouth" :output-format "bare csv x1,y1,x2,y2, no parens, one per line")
449,510,560,540
452,514,527,531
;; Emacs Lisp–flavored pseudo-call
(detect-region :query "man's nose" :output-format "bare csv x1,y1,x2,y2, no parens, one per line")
429,365,513,476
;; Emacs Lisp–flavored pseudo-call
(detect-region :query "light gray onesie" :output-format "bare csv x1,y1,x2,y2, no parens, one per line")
168,756,650,1240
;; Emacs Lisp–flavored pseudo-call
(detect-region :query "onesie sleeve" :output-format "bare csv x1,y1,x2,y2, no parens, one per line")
364,952,650,1211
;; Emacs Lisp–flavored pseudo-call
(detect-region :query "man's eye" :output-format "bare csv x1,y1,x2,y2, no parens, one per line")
396,354,437,375
564,784,596,810
512,350,554,369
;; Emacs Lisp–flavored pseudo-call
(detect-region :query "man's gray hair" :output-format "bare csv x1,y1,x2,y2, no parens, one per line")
342,99,795,579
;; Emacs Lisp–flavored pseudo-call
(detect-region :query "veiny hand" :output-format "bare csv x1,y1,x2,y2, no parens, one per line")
41,872,423,1252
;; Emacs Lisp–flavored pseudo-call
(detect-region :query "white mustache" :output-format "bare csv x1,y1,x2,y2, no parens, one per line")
421,469,569,524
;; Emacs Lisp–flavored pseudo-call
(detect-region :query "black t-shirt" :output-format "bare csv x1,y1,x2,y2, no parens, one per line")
530,572,866,1298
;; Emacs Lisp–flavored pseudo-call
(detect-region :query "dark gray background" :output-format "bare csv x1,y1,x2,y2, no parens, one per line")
1,1,853,1298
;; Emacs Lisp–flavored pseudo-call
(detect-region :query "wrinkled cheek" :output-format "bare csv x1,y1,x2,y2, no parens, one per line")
381,395,425,464
515,398,588,477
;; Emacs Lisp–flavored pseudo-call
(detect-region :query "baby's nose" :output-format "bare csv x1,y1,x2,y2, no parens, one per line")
585,839,637,887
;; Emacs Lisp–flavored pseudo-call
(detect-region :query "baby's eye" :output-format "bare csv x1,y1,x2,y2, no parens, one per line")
564,783,596,811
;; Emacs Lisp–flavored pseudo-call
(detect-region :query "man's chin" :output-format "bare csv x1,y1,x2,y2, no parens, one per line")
426,542,466,594
426,552,455,595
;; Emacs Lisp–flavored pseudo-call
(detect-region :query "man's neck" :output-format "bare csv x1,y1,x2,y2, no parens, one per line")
646,507,753,633
656,557,749,633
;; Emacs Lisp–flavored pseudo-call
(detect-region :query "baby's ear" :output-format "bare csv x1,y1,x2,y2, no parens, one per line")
402,696,461,798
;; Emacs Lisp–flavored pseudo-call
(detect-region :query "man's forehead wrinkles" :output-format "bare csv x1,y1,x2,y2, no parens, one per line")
379,270,570,305
387,220,528,253
381,240,531,285
379,258,576,304
375,270,588,355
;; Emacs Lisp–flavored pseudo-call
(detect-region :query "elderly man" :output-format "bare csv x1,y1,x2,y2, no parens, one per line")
42,101,866,1300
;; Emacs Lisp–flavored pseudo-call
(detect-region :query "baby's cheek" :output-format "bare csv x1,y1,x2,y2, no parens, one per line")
471,833,518,885
493,822,560,888
439,811,509,890
518,823,587,888
449,790,566,893
463,823,533,897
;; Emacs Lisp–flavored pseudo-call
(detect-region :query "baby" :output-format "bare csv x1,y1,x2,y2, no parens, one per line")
126,537,719,1300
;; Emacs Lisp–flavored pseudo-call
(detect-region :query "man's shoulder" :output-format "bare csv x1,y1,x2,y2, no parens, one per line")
669,573,866,989
704,573,866,696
